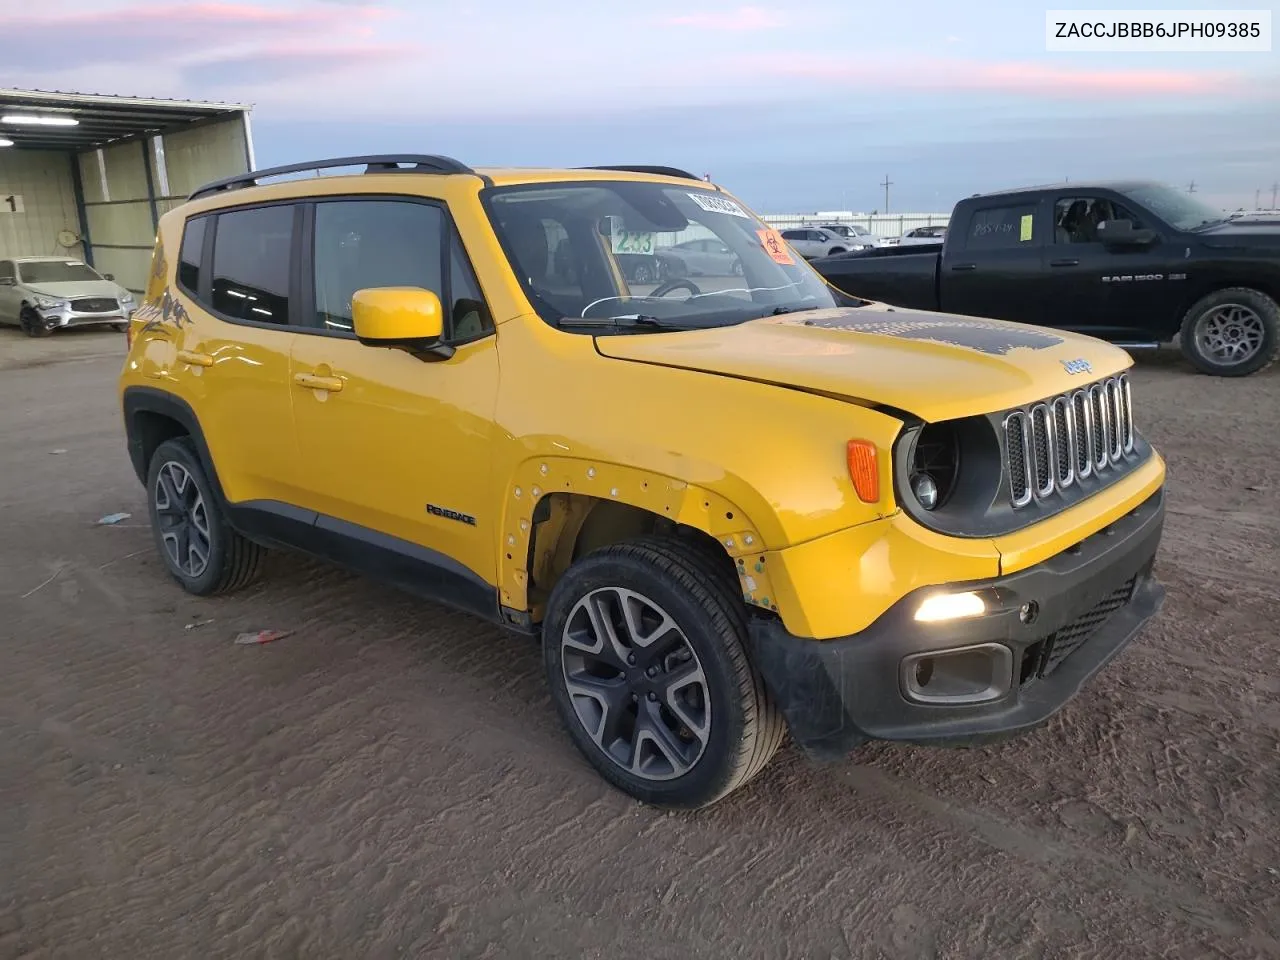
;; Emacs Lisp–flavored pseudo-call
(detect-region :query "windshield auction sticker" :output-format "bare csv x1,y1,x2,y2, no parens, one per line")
1019,214,1033,242
687,193,750,218
756,228,795,265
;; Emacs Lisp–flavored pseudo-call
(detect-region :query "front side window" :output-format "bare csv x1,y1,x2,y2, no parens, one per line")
15,259,102,284
964,204,1039,250
211,205,294,324
1054,197,1142,244
485,181,840,332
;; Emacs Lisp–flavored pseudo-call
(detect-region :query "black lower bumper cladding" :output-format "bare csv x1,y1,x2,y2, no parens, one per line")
747,488,1166,760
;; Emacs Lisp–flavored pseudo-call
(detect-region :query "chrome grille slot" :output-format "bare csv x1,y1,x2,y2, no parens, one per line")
1004,412,1031,507
1089,384,1109,471
1119,374,1134,452
1030,404,1053,498
1004,374,1138,508
1052,396,1075,488
1072,390,1092,480
1105,378,1123,462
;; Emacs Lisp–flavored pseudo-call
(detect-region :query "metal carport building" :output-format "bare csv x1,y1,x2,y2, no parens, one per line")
0,88,253,296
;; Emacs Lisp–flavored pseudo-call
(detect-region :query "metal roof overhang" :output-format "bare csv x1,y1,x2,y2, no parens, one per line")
0,88,250,152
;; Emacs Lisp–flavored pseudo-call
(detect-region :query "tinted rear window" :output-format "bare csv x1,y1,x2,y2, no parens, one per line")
210,205,294,324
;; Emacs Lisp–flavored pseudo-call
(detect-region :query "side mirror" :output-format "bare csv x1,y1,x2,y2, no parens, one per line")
352,286,453,360
103,273,115,281
1096,219,1156,247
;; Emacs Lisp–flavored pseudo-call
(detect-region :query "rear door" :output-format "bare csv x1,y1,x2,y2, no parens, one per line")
940,198,1049,325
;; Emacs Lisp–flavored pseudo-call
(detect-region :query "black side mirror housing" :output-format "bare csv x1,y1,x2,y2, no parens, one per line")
1097,219,1157,247
103,273,115,281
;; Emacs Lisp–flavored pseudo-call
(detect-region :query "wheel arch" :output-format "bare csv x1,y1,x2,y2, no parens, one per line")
1177,280,1280,324
121,386,227,505
498,457,782,629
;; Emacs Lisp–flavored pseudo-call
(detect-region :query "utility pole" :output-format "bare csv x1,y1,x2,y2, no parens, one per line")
1257,188,1262,210
1272,181,1279,209
1186,180,1196,194
880,174,893,215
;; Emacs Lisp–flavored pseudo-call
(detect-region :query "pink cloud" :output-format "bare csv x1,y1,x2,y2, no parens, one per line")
1,2,395,71
762,57,1243,98
662,5,785,31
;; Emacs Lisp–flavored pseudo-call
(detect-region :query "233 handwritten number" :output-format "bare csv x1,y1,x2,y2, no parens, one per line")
615,231,653,255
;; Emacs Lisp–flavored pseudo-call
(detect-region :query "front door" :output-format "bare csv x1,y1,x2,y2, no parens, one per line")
0,260,19,323
1042,192,1177,340
288,196,501,594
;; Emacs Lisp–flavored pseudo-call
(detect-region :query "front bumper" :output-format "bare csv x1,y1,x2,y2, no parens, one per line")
746,487,1166,760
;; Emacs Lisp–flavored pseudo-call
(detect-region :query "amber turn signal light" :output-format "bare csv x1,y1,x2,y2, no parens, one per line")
846,439,879,503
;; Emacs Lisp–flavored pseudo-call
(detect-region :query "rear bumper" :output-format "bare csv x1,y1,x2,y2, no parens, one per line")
746,487,1166,760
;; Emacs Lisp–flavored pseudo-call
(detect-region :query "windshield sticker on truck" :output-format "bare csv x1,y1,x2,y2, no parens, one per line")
686,193,749,219
756,228,795,265
1019,214,1033,242
789,315,1065,355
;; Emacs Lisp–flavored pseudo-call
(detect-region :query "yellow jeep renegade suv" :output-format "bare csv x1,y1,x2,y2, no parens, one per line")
120,155,1167,809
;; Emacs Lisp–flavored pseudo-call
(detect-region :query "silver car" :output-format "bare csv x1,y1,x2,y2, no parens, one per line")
0,256,136,337
817,223,879,250
662,238,743,276
777,227,850,259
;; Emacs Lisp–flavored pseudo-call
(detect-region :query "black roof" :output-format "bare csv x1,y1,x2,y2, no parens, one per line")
967,180,1156,200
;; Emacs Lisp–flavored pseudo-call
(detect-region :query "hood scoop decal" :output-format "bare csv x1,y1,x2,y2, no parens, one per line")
780,313,1066,356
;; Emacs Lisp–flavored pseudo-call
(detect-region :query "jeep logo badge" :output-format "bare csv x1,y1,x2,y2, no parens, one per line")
1060,358,1092,375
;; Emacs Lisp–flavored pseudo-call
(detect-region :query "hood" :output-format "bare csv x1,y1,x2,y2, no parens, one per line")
23,279,126,300
593,304,1133,422
1194,220,1280,248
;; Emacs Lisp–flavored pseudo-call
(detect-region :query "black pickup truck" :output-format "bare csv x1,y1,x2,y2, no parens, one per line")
813,180,1280,376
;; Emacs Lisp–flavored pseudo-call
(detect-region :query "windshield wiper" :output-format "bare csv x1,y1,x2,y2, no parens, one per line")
557,314,694,332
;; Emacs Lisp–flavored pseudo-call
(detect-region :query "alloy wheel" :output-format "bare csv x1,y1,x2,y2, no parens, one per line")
1194,304,1266,366
560,587,711,781
153,460,212,578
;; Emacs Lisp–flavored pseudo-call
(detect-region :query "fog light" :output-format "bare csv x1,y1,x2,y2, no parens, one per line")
911,473,939,510
914,591,986,622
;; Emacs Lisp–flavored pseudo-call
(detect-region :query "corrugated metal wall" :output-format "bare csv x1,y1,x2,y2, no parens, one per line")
0,150,86,262
76,115,249,294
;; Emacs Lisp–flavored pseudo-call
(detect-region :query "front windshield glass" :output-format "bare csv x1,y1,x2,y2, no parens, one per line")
1117,183,1227,231
18,260,102,284
484,181,839,330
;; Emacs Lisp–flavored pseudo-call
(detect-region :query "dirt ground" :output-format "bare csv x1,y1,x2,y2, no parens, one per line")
1,326,1278,960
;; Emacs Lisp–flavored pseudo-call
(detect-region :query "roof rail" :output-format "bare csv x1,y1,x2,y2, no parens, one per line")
188,154,476,201
580,165,704,182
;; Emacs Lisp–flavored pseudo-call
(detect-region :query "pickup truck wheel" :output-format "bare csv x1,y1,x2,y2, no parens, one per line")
542,536,784,809
146,438,265,596
1179,288,1279,377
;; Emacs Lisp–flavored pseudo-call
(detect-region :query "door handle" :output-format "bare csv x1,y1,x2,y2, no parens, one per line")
951,263,977,271
176,349,213,367
294,372,344,393
1050,258,1080,267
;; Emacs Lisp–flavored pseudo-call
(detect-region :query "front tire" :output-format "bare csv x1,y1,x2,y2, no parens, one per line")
146,437,265,596
20,307,50,338
542,535,784,809
1179,287,1279,377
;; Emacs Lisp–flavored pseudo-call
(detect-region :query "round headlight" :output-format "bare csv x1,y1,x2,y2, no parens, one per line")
911,473,939,510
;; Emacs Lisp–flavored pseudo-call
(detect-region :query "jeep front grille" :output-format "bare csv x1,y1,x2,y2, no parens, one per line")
1004,373,1134,507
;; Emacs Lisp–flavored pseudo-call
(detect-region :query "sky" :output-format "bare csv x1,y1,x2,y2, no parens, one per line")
2,0,1278,213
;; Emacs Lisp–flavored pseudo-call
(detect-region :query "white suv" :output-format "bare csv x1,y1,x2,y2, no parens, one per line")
0,256,136,337
777,227,848,259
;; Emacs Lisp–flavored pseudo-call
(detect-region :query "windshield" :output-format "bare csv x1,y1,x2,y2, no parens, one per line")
18,260,102,284
1117,183,1228,231
484,181,839,330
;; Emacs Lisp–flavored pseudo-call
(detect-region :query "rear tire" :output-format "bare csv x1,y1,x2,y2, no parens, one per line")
20,307,50,338
146,437,265,596
542,535,784,809
1178,287,1279,377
